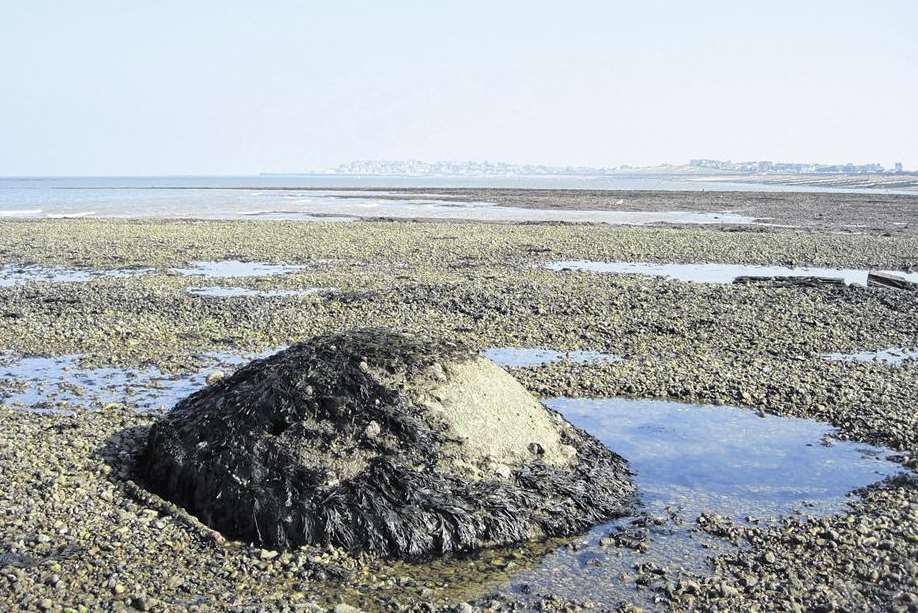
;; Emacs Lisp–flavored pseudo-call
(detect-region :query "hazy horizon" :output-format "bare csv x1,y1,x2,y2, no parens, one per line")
2,1,916,176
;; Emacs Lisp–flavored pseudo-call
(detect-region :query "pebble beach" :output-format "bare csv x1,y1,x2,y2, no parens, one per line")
2,191,917,612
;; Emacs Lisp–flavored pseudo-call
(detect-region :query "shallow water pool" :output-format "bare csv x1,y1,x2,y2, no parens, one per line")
283,199,759,225
185,286,333,298
0,264,152,288
171,260,306,277
823,347,918,365
546,260,918,285
482,347,621,368
0,349,282,412
481,397,903,607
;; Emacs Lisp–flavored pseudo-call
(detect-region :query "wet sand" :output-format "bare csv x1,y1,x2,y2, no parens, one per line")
1,198,917,611
706,172,918,191
319,188,918,235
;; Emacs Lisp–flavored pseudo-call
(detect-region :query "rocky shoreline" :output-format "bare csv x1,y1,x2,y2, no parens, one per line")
1,214,917,611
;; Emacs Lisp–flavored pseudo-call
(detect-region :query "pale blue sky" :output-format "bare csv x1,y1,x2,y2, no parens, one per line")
1,1,916,175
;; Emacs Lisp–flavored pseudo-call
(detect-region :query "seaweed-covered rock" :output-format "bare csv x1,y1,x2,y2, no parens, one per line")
139,329,634,559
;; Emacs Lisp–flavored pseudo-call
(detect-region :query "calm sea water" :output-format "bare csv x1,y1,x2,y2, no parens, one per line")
1,175,915,220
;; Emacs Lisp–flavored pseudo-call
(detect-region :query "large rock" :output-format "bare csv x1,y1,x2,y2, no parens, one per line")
139,329,634,559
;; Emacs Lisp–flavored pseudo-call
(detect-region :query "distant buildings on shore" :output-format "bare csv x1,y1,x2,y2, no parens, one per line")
276,159,912,177
328,160,618,177
689,159,908,175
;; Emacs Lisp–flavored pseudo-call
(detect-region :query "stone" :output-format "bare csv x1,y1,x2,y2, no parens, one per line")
205,370,225,385
363,420,381,439
719,582,740,597
140,329,634,559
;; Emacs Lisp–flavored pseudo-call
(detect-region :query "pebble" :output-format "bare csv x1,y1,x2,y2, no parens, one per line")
363,420,381,439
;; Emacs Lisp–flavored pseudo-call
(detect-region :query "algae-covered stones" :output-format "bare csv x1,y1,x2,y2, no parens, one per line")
139,329,634,559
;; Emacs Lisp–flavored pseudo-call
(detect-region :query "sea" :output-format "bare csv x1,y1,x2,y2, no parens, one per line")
1,175,915,220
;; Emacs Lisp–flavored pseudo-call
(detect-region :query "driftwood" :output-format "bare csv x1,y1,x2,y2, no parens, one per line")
867,272,917,291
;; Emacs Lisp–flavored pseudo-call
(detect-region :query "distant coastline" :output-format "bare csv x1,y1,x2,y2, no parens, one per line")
262,159,917,191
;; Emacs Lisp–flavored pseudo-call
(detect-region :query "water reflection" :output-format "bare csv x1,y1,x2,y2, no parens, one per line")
170,260,306,277
0,264,151,288
185,286,333,298
0,349,283,412
823,347,918,365
482,347,621,368
546,260,918,285
489,398,903,607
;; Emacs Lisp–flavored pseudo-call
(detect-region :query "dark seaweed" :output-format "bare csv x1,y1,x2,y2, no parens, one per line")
139,329,635,559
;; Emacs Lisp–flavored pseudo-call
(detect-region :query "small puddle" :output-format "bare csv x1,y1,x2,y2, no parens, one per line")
0,349,282,412
823,347,918,365
239,211,357,222
0,265,152,288
170,260,306,277
483,347,621,368
546,261,918,285
482,397,904,608
185,287,334,298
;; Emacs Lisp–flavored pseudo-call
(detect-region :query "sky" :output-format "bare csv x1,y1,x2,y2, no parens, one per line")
1,1,916,175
